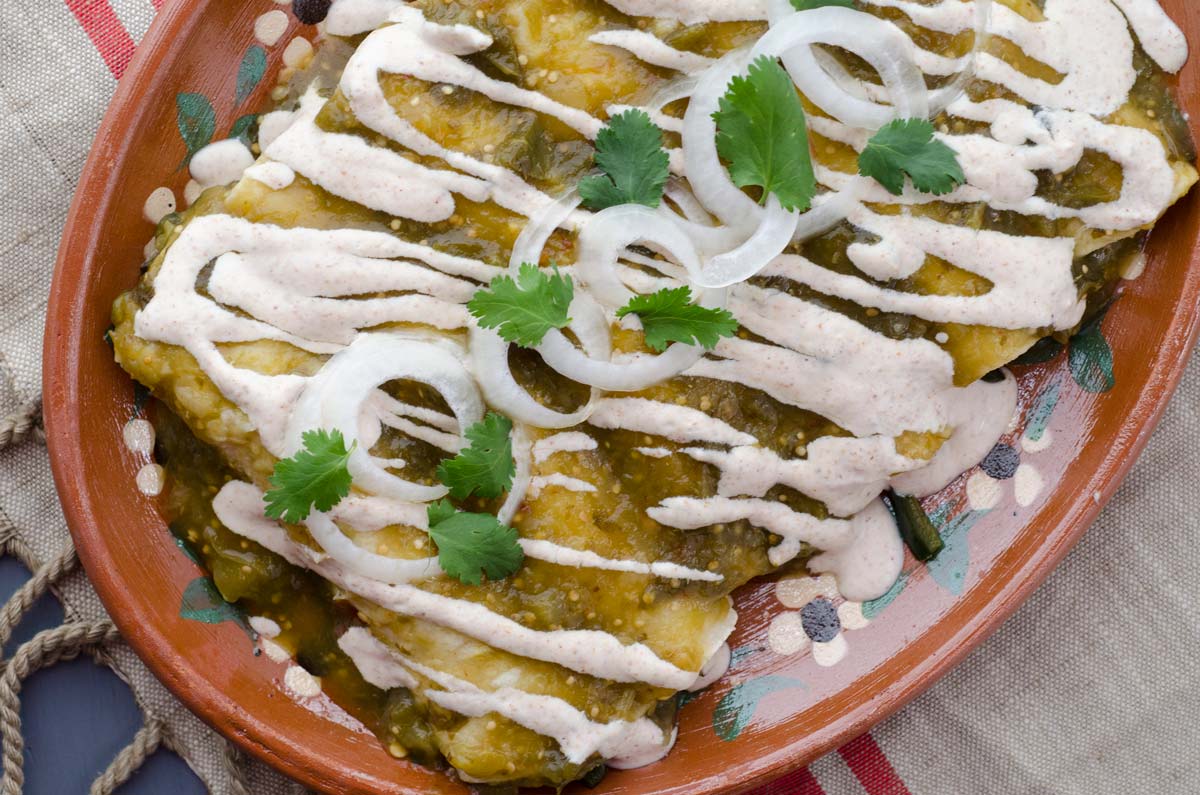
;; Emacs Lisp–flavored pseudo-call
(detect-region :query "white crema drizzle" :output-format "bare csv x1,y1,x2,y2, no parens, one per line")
337,627,676,766
135,0,1189,768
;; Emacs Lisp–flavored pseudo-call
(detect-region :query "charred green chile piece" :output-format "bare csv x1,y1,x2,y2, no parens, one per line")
883,489,944,562
580,763,608,788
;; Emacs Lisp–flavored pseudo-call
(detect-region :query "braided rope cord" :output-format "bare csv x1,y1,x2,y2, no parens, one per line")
88,716,166,795
0,400,42,449
0,621,121,794
0,397,255,794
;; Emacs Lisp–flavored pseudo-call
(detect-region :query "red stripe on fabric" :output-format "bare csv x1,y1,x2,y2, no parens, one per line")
745,766,826,795
151,0,166,9
838,734,912,795
65,0,137,79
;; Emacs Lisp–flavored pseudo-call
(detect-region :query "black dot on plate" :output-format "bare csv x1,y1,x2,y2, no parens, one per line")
980,443,1020,480
293,0,332,25
800,598,840,643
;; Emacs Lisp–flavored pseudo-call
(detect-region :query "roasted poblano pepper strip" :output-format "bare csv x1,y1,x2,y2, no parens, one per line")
884,489,944,562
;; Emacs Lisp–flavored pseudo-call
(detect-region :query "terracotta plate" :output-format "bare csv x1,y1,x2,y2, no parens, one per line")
43,2,1200,794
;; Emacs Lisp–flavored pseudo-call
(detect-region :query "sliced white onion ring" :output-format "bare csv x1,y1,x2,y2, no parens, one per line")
795,187,859,240
510,191,583,270
650,76,699,113
470,325,601,429
535,288,727,392
470,190,604,429
762,1,928,129
681,51,762,230
575,204,707,308
693,194,799,287
537,332,706,392
663,179,717,226
305,512,440,583
287,333,483,502
497,423,532,525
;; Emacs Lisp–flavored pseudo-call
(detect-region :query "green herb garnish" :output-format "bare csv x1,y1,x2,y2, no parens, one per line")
264,429,356,523
857,118,965,196
426,499,525,585
467,262,574,347
713,55,817,212
435,412,515,500
616,287,739,351
578,109,671,210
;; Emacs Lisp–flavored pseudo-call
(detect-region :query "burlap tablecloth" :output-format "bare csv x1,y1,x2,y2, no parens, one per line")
1,1,1196,793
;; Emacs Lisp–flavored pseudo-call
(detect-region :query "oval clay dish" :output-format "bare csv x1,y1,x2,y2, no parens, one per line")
44,2,1200,794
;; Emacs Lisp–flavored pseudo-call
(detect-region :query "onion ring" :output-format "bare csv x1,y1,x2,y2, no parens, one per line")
305,512,440,584
287,333,483,502
762,1,928,129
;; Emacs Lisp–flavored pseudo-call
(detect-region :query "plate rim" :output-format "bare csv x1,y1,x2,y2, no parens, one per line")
42,3,1200,794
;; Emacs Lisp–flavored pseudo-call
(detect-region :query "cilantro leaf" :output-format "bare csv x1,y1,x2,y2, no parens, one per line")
425,500,525,585
789,0,854,9
616,286,739,352
578,109,670,210
713,55,817,213
264,429,356,523
436,412,515,499
857,117,965,196
467,263,574,347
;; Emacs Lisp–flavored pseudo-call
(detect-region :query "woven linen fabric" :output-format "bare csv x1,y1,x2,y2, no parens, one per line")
0,1,1196,794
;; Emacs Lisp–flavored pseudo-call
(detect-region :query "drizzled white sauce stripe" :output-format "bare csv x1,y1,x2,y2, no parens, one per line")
528,473,599,497
587,398,757,447
338,627,672,765
520,538,724,582
601,0,769,23
589,30,716,74
214,482,702,688
267,92,491,224
532,432,599,463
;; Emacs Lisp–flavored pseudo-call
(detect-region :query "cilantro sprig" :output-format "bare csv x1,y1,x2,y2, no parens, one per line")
264,429,356,523
427,413,523,584
713,55,817,213
436,412,515,499
468,263,574,347
617,287,739,351
857,118,965,196
261,420,526,586
789,0,854,9
426,499,525,586
579,109,671,210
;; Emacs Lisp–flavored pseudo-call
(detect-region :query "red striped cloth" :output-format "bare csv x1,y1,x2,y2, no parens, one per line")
67,1,911,792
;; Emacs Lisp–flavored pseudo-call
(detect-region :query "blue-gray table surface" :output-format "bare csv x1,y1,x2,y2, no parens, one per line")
0,558,204,794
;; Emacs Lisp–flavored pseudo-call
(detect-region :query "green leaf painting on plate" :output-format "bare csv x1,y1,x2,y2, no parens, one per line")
925,507,991,595
862,571,909,619
180,576,242,624
230,113,258,147
1068,311,1115,393
713,675,806,741
678,644,762,710
235,45,268,106
1024,376,1061,442
179,576,255,640
175,92,216,166
171,532,202,567
729,644,759,669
